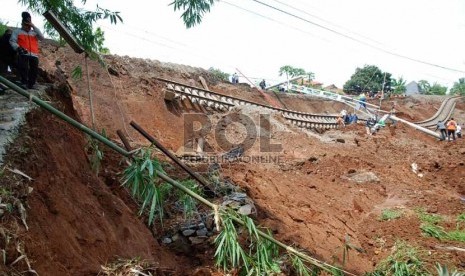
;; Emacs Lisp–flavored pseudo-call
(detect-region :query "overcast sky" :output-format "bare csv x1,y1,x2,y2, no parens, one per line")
1,0,465,89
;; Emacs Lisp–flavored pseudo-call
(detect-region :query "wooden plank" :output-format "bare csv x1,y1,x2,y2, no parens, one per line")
164,89,176,101
198,76,210,91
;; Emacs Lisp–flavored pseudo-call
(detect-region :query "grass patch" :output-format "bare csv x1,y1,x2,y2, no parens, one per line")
380,208,403,221
456,213,465,229
436,263,465,276
446,230,465,242
366,241,429,276
417,210,465,243
420,224,448,240
416,209,444,225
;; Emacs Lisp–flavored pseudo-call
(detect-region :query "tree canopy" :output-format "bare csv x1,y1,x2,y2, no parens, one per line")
450,78,465,95
418,80,430,94
15,0,215,52
391,77,407,95
417,80,448,95
18,0,122,53
343,65,392,95
278,65,315,86
171,0,217,28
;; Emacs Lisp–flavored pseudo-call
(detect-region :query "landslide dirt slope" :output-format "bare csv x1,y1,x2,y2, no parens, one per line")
1,40,464,275
0,89,195,275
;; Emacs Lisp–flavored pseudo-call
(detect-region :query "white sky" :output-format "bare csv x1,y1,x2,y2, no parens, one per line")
1,0,465,89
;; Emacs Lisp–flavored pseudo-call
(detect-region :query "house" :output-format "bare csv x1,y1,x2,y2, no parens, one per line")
324,84,344,94
301,79,323,89
405,81,420,95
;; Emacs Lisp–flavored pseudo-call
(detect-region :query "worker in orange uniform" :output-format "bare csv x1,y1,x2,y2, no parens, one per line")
9,12,44,89
446,118,457,141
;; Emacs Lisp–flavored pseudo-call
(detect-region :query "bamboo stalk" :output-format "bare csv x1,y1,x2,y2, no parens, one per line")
84,55,96,129
0,76,130,157
130,121,213,192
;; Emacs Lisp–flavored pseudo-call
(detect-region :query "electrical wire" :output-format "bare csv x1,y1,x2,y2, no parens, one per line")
250,0,465,74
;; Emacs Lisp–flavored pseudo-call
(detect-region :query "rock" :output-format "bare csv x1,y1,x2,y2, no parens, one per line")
336,138,345,143
343,171,380,184
460,148,465,155
189,236,208,245
182,229,196,237
238,204,253,215
162,237,172,244
223,201,241,209
196,228,208,236
205,215,215,230
230,192,247,201
172,234,180,242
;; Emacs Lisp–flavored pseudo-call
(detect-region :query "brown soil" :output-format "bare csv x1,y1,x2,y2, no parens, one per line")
1,40,465,275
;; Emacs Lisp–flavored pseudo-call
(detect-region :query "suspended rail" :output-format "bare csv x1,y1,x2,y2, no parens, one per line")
158,77,339,130
415,96,463,128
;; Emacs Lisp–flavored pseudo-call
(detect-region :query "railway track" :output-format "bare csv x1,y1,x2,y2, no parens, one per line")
415,96,463,128
159,77,340,129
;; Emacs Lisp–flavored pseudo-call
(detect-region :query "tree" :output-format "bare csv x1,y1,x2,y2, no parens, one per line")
208,67,229,82
18,0,122,53
418,80,430,94
427,83,447,95
450,78,465,95
391,77,407,94
279,65,310,87
307,71,315,83
418,80,447,95
94,27,110,54
343,65,392,95
171,0,217,28
0,20,8,35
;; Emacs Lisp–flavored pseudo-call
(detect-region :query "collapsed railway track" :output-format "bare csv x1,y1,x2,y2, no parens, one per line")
415,95,463,128
159,77,340,129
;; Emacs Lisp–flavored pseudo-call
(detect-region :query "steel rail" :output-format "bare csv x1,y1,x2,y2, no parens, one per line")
158,77,339,129
415,96,463,128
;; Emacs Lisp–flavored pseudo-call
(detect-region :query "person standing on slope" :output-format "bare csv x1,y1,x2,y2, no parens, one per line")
446,118,457,141
435,120,447,141
9,12,44,89
456,123,462,138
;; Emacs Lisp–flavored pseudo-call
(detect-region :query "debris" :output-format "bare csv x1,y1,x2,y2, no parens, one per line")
222,146,244,161
7,168,33,181
237,204,253,216
342,171,380,184
411,163,418,174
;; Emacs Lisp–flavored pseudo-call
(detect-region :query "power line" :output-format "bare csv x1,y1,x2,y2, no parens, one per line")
268,0,387,47
250,0,465,74
222,0,332,44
